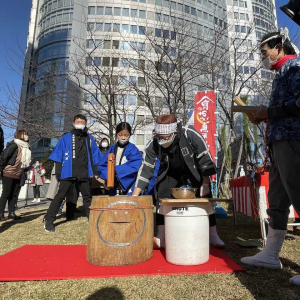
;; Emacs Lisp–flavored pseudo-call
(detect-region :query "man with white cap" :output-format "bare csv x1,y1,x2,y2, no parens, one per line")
132,114,224,249
241,29,300,286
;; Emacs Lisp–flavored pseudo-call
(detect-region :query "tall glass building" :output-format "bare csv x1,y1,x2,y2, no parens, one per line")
21,0,229,160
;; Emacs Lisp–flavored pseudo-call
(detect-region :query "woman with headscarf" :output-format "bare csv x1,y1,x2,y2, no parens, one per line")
132,114,224,249
0,130,31,221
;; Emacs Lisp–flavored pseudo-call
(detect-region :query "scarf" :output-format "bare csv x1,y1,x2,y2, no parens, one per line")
271,55,297,72
14,139,31,168
71,127,88,137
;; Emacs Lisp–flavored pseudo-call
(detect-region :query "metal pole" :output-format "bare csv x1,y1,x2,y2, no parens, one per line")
215,90,219,198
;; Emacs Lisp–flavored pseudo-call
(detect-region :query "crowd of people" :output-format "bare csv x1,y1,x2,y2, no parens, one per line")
0,27,299,285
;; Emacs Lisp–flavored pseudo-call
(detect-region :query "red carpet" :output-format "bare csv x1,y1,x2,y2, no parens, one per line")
0,245,242,281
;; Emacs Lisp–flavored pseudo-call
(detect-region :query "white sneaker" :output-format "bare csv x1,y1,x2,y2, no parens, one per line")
32,199,37,203
209,225,225,248
36,198,41,203
241,227,286,269
290,275,300,286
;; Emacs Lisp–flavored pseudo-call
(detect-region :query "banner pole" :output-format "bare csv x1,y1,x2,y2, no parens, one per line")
215,90,219,198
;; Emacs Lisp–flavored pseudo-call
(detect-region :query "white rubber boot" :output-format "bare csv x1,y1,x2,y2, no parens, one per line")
209,225,225,248
153,225,165,249
241,227,286,269
32,198,37,203
290,275,300,286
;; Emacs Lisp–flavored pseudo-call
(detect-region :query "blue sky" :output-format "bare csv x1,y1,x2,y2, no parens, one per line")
0,0,298,143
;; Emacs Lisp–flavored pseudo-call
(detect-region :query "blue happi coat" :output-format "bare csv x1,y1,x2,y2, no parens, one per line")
98,142,142,195
49,133,101,180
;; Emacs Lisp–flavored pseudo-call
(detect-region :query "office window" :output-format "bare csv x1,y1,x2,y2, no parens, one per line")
139,26,146,35
163,14,169,23
163,0,169,7
185,5,190,13
104,23,111,32
87,22,94,32
234,12,239,19
171,1,176,9
128,95,137,105
131,9,138,17
155,28,161,37
97,6,103,15
249,53,254,60
155,13,161,21
86,57,92,66
244,66,249,74
122,24,129,33
121,41,129,50
95,23,103,31
112,58,119,67
138,42,145,51
129,76,137,85
103,40,111,49
156,0,162,5
102,57,110,66
88,6,95,14
113,23,120,32
238,66,243,73
105,7,112,15
119,94,127,105
178,3,183,11
191,7,196,15
130,41,137,50
123,8,129,16
121,58,128,67
138,77,145,86
112,40,119,49
120,76,127,85
130,59,137,68
114,7,121,16
131,25,137,34
86,39,93,49
95,39,102,48
139,10,146,19
163,30,169,38
235,25,240,32
94,57,101,66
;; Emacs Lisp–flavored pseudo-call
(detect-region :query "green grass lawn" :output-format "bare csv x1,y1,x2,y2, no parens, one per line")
0,203,299,300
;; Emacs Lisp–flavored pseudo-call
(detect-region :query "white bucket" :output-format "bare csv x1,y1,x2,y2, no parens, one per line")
162,203,214,266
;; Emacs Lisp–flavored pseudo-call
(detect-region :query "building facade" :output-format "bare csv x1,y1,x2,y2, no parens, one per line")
21,0,230,160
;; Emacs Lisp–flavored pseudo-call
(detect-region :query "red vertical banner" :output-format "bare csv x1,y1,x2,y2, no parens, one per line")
194,91,217,165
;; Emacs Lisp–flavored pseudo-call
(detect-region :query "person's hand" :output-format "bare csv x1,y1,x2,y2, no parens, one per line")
255,104,268,119
200,183,210,197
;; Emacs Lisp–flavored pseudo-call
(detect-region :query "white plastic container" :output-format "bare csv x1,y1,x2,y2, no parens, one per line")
160,203,214,266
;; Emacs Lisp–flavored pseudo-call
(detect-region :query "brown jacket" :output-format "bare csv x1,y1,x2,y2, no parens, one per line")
3,146,23,179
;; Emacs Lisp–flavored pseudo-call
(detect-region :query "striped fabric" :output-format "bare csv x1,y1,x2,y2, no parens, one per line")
230,173,299,219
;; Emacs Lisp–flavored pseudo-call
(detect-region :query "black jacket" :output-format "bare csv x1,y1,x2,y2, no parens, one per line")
0,141,19,171
136,123,216,190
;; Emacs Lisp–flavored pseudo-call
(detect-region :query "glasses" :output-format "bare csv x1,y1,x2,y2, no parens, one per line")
117,133,130,138
155,133,173,141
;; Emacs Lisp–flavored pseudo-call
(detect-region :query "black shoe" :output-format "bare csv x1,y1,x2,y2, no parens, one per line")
44,221,55,232
66,214,75,221
8,212,22,220
0,214,5,222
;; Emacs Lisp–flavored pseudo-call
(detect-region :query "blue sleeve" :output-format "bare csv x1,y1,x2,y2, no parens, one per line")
49,137,65,163
115,145,142,191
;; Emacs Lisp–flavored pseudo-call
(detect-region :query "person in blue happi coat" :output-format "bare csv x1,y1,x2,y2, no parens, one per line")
44,114,102,232
98,122,142,195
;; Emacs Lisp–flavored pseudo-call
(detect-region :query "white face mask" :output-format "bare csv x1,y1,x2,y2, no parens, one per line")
262,48,279,70
158,133,175,148
118,139,129,146
101,142,108,148
74,124,85,130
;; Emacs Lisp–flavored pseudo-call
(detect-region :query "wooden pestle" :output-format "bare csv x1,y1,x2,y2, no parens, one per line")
232,96,259,114
107,153,115,189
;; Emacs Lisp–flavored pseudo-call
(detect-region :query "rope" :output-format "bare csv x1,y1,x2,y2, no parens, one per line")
89,205,154,211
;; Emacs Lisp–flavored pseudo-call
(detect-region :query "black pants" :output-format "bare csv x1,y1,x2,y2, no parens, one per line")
155,175,216,227
33,185,40,198
268,140,300,230
45,179,92,222
0,176,21,214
